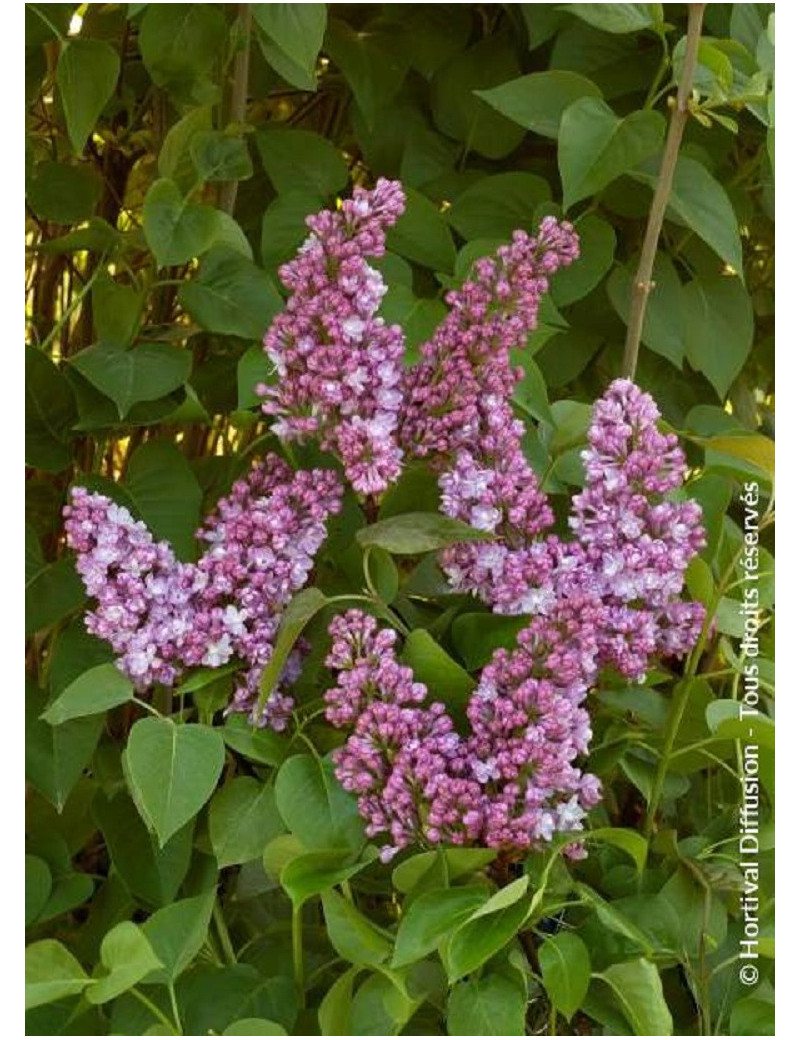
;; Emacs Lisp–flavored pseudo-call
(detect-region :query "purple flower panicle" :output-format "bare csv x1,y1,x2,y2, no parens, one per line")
259,179,407,496
64,456,342,729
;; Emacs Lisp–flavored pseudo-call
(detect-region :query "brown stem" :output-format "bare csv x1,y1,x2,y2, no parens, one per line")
218,4,252,216
621,3,706,381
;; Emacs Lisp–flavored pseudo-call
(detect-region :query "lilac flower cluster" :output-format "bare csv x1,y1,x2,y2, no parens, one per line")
64,456,342,729
323,608,601,860
258,179,406,496
439,380,706,680
396,219,579,612
325,611,483,861
64,180,707,860
567,379,706,669
320,380,705,858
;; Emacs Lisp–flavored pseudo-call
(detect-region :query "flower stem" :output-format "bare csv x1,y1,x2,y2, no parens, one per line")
292,904,305,1008
213,898,237,965
130,987,180,1035
622,3,706,380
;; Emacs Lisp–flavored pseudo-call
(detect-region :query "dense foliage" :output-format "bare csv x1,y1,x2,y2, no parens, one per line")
25,3,775,1036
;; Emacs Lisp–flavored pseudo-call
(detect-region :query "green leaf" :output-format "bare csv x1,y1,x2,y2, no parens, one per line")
179,247,282,339
26,4,73,45
177,964,297,1035
26,855,53,926
319,968,359,1036
559,97,665,209
447,173,552,240
386,187,455,273
253,4,326,91
322,890,393,966
594,958,672,1036
351,971,414,1035
27,160,103,224
190,131,253,182
364,545,399,605
236,344,270,410
706,700,775,749
256,128,348,197
125,718,225,846
380,286,447,356
730,997,775,1036
635,155,743,273
158,105,214,192
92,273,144,349
221,1019,287,1035
471,874,530,918
357,512,490,555
683,274,754,398
607,252,685,368
142,178,219,268
400,630,475,709
431,35,526,160
25,940,90,1010
36,217,121,256
222,715,289,767
25,346,77,472
256,588,329,715
576,885,655,954
539,932,591,1019
26,684,103,811
86,922,163,1005
138,3,226,91
325,18,410,128
392,886,488,968
451,613,528,671
280,851,369,908
447,974,526,1036
38,872,94,923
702,433,774,480
392,848,496,894
92,790,194,908
444,890,533,981
70,343,190,419
585,828,648,873
550,214,616,306
566,4,664,34
141,889,216,984
476,70,601,139
274,754,364,853
209,777,284,868
56,38,120,153
260,190,324,269
123,440,203,561
42,663,133,725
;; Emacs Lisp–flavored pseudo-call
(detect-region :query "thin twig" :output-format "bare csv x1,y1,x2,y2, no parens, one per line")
621,3,706,380
218,4,252,216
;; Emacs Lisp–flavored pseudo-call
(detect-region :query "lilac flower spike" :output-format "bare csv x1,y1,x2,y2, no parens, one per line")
567,378,706,675
323,608,599,859
259,179,407,496
397,217,580,611
64,456,342,729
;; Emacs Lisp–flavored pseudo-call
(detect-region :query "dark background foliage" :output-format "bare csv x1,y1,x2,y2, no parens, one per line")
25,4,775,1036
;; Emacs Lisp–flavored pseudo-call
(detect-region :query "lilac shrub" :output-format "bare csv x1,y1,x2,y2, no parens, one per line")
66,179,705,858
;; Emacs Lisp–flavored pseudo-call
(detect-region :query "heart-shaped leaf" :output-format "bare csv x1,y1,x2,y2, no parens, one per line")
558,97,664,208
124,718,225,846
143,178,219,267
